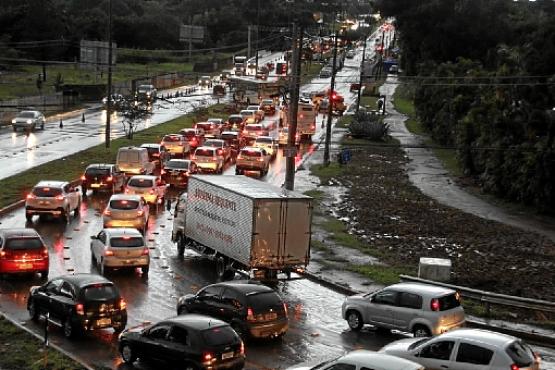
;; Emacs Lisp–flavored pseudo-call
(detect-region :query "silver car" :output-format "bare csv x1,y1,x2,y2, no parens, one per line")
380,329,541,370
102,194,150,235
12,110,46,132
341,282,465,337
90,228,150,277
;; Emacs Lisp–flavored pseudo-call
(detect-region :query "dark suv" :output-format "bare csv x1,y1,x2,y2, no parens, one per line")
27,273,127,338
81,164,126,196
176,282,288,340
118,314,245,369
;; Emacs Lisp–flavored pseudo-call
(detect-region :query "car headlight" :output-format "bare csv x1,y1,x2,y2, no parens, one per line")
146,92,151,96
11,119,16,124
27,119,33,124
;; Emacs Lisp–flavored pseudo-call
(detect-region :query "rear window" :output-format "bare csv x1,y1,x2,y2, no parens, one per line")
181,131,195,138
438,293,461,311
85,168,110,176
221,134,237,141
201,326,238,346
262,100,273,105
163,135,181,142
110,237,144,248
5,237,43,250
228,117,242,123
142,147,158,155
246,291,282,309
204,140,222,148
195,148,214,157
256,137,272,144
245,126,262,132
127,178,154,188
196,123,212,128
32,187,62,197
109,200,140,210
166,161,190,169
82,284,118,301
118,151,139,163
241,150,261,157
506,341,535,367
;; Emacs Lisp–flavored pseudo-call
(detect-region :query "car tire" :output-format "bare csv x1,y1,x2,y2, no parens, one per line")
63,318,76,338
41,122,44,130
113,322,126,334
26,213,33,222
40,270,48,279
82,187,87,197
120,343,137,364
61,208,69,224
235,169,241,175
28,300,39,321
176,235,186,257
346,310,363,331
412,325,431,337
74,201,81,216
142,266,149,278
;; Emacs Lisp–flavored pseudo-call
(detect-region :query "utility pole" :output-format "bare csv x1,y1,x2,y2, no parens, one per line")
323,14,340,166
255,0,260,73
355,35,368,114
284,23,303,191
247,25,252,60
105,0,113,148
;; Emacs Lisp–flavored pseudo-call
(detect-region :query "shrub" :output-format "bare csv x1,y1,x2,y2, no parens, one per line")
348,111,389,140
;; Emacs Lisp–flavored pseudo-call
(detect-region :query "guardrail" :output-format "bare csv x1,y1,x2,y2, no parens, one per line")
399,275,555,316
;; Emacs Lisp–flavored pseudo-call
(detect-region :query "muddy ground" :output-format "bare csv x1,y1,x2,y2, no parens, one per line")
324,137,555,301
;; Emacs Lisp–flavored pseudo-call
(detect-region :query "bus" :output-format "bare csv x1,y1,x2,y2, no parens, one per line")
229,75,287,105
233,55,248,76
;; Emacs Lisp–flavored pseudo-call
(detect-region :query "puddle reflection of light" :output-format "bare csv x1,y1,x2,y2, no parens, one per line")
53,239,65,257
25,133,37,165
294,303,304,321
11,132,18,144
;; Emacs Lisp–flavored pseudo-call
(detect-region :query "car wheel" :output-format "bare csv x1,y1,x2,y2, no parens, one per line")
28,300,39,321
40,270,48,279
412,325,431,337
120,343,137,364
113,321,126,334
26,213,33,222
74,201,81,216
61,208,69,223
63,319,76,338
176,235,186,257
82,187,87,197
346,310,363,331
235,169,241,175
142,266,149,278
41,123,45,130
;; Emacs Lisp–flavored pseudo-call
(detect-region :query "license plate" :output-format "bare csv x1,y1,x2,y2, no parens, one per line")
264,312,277,320
97,318,111,327
222,351,234,360
18,263,33,270
39,201,48,205
90,184,101,188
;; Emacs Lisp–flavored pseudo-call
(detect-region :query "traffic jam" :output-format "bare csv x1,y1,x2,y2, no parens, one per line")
0,34,551,370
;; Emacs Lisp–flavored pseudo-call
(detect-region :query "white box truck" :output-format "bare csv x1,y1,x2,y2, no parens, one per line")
171,175,313,281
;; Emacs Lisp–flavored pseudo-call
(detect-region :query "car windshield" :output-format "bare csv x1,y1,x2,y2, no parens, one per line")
207,119,221,124
201,326,237,346
256,137,273,144
204,140,222,147
142,147,158,155
19,111,36,118
438,293,461,311
5,237,43,250
163,135,181,142
409,337,431,350
506,341,535,367
82,284,118,300
310,359,336,370
166,161,190,169
109,200,139,210
32,187,62,197
127,178,154,188
262,100,273,105
86,168,110,176
195,148,214,157
110,237,144,248
196,123,212,128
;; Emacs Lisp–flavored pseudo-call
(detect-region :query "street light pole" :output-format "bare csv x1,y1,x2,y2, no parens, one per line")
355,34,368,114
105,0,113,148
255,0,260,73
323,7,340,166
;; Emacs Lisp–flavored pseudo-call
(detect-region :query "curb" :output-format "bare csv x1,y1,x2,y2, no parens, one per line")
298,269,555,349
0,312,95,370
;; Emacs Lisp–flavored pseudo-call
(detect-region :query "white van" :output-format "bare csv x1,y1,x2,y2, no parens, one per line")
116,147,155,176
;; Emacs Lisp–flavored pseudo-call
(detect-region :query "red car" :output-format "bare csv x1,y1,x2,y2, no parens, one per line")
0,228,49,278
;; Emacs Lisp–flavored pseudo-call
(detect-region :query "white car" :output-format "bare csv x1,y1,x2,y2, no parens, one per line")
253,136,279,158
287,350,424,370
103,194,150,235
125,175,167,205
12,110,46,132
380,329,541,370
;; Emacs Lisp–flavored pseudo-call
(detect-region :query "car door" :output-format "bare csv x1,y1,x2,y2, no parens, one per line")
364,289,398,327
414,340,456,370
140,325,172,362
194,285,225,318
34,278,63,320
91,231,107,262
166,325,194,364
396,292,423,330
453,341,495,370
50,281,76,325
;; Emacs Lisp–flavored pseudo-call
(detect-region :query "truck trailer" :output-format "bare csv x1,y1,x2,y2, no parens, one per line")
171,175,313,281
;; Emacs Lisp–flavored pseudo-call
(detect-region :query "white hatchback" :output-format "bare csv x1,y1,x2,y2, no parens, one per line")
287,350,424,370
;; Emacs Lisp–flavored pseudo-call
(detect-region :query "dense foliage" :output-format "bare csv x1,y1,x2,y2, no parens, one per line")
349,111,389,140
376,0,555,212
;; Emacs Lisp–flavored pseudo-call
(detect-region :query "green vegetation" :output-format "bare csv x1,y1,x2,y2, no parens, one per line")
300,63,324,86
303,189,325,201
392,85,424,135
309,163,343,185
335,114,354,129
0,315,86,370
348,264,410,286
0,104,227,209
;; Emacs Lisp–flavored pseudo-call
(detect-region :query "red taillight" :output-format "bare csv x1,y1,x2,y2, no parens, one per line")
103,209,112,216
430,298,440,311
106,176,113,182
257,157,264,162
41,247,48,257
26,194,36,200
161,169,166,175
240,340,245,355
247,307,255,322
299,114,304,119
141,248,149,255
217,149,223,155
0,250,6,258
80,175,86,181
75,303,85,315
203,352,214,362
178,142,184,146
149,188,155,194
137,210,144,217
191,155,196,160
311,124,315,129
160,141,164,145
125,188,130,194
191,138,197,143
104,247,114,256
55,195,64,201
283,302,288,315
510,365,519,370
119,298,126,310
152,153,159,157
237,154,243,159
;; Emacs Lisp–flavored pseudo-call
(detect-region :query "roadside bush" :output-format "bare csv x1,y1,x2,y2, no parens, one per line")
348,111,389,140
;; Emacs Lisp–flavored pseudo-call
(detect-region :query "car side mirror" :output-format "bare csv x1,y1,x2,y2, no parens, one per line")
90,235,97,240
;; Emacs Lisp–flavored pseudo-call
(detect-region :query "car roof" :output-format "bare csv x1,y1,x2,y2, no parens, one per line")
228,114,242,118
162,314,228,331
128,175,157,181
341,350,422,370
221,131,238,136
86,163,114,169
109,194,143,201
207,118,223,121
241,146,264,152
213,281,274,295
386,282,456,297
118,146,146,152
204,139,224,143
103,228,143,237
140,143,162,149
58,273,113,289
163,134,183,138
245,124,262,128
437,329,518,347
0,228,41,239
195,146,216,152
19,110,40,114
255,136,274,141
240,110,255,113
35,181,68,188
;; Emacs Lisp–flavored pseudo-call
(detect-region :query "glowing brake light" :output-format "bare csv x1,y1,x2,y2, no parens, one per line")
103,209,112,216
240,340,245,355
104,247,114,256
161,169,166,175
247,307,256,322
137,210,144,217
141,248,149,255
510,365,519,370
430,298,440,311
106,176,113,182
178,142,184,146
0,250,6,258
41,247,49,257
27,194,36,200
149,189,155,194
80,175,86,181
75,303,85,315
119,298,127,310
203,352,214,362
217,149,223,155
55,195,64,201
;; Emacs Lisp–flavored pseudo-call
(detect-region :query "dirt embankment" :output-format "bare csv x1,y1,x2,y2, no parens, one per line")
332,138,555,301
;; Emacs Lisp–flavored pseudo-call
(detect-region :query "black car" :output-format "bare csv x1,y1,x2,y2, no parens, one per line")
27,273,127,338
227,115,244,131
176,282,288,340
118,314,245,369
81,164,126,196
161,159,197,188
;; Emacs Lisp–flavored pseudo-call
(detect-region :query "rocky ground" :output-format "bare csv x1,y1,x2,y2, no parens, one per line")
319,136,555,301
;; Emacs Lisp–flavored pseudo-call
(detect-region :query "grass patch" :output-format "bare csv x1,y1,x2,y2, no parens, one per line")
348,264,411,285
300,63,323,85
0,315,86,370
428,140,463,177
335,114,353,129
0,104,227,209
303,189,325,201
309,163,343,185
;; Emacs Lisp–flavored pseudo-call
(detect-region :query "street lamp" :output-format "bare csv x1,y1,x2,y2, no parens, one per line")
255,0,260,73
105,0,113,148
